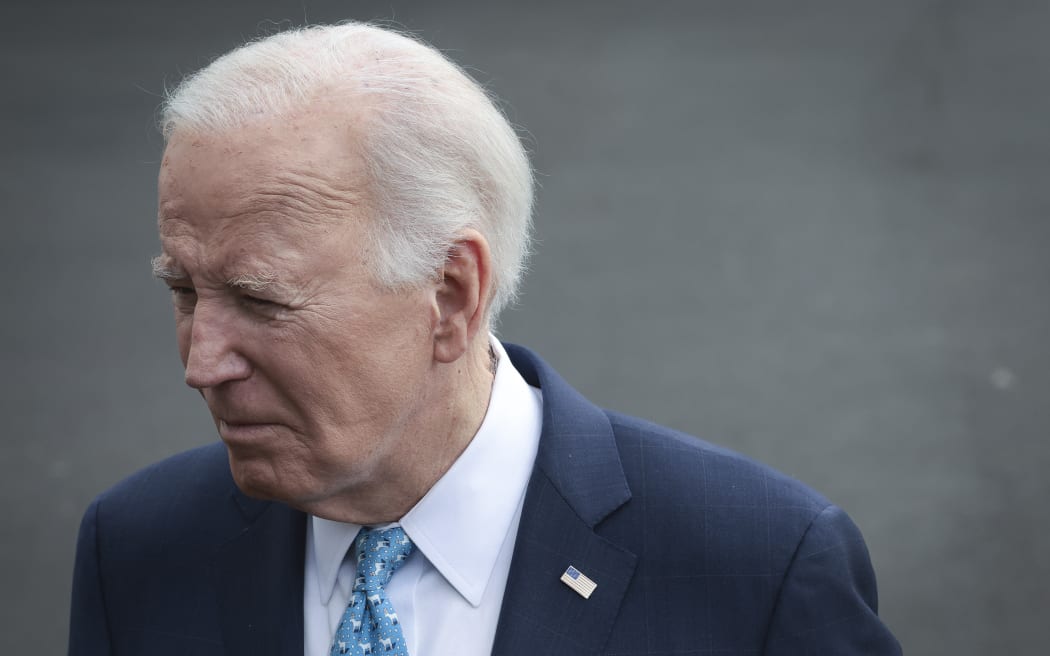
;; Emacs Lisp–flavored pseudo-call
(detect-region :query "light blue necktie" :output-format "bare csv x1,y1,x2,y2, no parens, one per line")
330,526,415,656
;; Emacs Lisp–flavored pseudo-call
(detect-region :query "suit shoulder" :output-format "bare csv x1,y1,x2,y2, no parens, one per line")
597,411,898,653
88,442,243,547
97,442,232,505
604,410,831,515
600,410,846,590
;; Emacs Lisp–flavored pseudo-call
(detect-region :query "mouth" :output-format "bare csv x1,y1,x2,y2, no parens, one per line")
218,419,281,443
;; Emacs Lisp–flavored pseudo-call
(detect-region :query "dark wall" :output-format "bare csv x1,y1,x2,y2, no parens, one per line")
3,1,1048,653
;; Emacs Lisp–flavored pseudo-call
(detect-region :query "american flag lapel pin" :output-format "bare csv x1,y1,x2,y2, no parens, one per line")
560,565,598,599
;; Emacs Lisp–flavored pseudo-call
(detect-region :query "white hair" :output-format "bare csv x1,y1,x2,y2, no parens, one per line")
160,22,533,322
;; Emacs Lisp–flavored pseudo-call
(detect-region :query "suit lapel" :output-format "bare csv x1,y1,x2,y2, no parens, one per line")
212,492,306,656
493,345,637,655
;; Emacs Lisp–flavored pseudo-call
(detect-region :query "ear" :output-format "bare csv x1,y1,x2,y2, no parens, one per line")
432,229,493,364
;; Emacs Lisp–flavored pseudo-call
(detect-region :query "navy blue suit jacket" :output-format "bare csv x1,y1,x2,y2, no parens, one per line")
69,344,901,654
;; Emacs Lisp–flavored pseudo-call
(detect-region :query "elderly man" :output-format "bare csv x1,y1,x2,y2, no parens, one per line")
68,22,900,656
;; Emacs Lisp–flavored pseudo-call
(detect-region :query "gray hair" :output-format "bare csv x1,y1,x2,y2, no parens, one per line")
160,22,533,322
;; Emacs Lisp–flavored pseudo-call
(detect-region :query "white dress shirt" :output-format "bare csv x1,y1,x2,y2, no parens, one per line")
303,339,543,656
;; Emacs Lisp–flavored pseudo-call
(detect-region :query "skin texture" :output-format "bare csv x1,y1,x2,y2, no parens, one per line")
155,105,495,524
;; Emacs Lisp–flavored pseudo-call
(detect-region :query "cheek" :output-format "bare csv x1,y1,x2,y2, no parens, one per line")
286,329,408,411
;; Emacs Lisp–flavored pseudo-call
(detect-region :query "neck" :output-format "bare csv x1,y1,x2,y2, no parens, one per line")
306,336,497,524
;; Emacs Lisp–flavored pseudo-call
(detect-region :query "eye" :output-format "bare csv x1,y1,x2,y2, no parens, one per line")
239,294,286,314
167,285,197,311
241,294,275,307
168,285,197,301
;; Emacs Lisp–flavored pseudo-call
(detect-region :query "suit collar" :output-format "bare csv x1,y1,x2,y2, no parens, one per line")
494,344,637,655
503,343,631,526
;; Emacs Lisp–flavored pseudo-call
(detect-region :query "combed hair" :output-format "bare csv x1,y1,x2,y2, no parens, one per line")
160,22,533,322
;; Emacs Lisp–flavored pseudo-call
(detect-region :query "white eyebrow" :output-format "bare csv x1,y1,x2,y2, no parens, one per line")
151,255,186,281
151,256,284,292
226,271,282,292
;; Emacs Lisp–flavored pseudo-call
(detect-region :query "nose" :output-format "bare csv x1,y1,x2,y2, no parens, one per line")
182,303,252,389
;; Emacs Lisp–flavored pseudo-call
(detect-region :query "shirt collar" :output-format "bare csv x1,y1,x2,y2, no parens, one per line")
310,338,543,607
310,517,362,606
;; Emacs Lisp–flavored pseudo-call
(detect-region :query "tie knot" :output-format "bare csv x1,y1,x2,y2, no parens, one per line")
352,526,414,591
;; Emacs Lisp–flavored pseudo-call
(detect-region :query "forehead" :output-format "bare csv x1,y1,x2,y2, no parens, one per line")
160,108,368,213
157,113,373,276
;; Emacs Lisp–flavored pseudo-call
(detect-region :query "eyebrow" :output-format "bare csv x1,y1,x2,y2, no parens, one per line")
226,271,282,292
151,255,285,292
151,255,185,281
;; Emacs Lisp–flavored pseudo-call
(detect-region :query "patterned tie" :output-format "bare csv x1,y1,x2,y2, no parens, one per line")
330,526,415,656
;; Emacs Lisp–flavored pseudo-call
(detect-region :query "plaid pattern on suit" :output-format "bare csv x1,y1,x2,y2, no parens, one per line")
492,344,900,655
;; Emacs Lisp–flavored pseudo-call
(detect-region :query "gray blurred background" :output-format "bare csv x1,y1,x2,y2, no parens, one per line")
3,0,1049,653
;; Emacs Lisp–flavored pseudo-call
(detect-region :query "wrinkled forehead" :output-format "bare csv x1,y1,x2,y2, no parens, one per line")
158,110,372,231
162,101,368,179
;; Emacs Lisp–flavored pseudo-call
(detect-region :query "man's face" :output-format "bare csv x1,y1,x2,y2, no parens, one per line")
156,114,439,509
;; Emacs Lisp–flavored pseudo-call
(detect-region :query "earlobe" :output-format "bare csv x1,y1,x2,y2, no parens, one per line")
432,230,492,364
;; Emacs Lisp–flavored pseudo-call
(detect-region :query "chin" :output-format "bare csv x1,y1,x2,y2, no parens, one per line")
225,451,300,503
229,468,279,500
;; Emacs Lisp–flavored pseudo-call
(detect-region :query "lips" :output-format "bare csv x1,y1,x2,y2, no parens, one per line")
218,419,281,442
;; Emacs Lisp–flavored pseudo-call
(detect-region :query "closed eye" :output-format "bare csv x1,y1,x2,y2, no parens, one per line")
167,285,197,312
240,294,280,308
